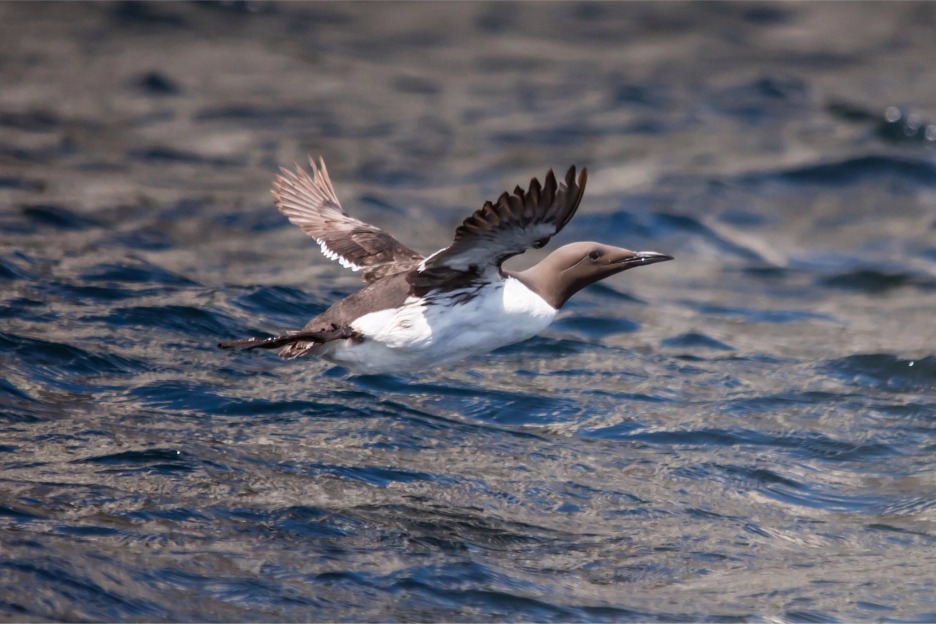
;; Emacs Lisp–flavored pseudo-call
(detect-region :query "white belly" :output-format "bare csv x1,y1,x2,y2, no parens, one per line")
319,277,557,374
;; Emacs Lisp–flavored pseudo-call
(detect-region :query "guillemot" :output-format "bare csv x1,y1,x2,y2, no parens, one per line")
219,158,672,374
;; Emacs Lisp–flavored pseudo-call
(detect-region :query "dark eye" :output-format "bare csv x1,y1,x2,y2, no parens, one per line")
532,237,549,249
588,250,601,260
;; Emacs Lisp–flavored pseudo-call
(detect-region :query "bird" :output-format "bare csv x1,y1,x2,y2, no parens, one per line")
219,157,673,374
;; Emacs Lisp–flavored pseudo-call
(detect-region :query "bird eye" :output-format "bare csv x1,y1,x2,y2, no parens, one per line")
588,250,601,260
532,238,549,249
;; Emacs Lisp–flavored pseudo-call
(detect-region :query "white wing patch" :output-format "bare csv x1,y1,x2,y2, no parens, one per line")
318,239,363,271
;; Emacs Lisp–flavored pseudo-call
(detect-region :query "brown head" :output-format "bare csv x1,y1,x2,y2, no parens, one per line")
512,242,673,309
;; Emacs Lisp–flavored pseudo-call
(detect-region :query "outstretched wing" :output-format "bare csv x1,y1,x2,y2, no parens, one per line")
272,157,424,282
419,166,587,275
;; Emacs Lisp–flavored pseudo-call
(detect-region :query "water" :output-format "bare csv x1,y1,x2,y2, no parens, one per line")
2,2,936,621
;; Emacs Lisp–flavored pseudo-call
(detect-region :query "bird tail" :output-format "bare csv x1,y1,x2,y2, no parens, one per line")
218,325,358,359
218,333,306,352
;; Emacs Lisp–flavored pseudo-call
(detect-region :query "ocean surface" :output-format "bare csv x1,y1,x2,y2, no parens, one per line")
3,2,936,621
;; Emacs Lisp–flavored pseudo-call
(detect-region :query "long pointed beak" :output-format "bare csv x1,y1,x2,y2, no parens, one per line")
611,250,674,269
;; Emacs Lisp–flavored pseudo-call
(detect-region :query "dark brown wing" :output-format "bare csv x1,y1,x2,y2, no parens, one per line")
273,157,424,282
418,166,587,274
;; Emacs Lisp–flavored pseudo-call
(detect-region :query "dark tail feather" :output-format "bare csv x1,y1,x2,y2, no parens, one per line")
218,334,304,351
218,325,357,352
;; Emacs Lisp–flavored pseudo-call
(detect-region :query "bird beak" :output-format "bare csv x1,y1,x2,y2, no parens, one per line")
609,249,674,269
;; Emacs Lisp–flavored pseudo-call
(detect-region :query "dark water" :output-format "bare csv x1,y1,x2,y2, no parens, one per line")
3,2,936,621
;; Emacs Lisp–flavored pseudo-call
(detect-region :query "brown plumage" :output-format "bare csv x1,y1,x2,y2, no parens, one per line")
272,157,424,283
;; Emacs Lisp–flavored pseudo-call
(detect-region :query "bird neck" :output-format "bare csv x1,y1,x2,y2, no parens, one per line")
510,260,568,310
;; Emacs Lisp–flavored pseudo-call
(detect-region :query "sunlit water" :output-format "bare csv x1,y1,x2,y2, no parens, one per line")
3,2,936,621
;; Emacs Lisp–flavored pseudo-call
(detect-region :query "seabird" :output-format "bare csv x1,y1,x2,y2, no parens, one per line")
219,158,673,374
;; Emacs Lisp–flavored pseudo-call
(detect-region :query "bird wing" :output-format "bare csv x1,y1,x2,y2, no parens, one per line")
272,157,424,283
418,165,587,275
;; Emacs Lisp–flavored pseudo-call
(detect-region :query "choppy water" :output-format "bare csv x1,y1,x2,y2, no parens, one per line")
3,2,936,621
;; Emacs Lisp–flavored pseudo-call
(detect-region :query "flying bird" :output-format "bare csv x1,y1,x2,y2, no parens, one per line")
219,158,672,374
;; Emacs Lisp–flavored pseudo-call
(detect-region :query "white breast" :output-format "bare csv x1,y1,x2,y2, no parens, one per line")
319,277,557,374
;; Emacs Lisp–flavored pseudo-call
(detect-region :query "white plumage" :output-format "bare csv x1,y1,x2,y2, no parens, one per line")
318,277,557,374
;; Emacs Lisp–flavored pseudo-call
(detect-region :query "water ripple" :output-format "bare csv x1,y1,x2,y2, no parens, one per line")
3,2,936,622
825,354,936,393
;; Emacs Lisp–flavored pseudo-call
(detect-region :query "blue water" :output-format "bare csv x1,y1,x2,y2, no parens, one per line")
3,2,936,621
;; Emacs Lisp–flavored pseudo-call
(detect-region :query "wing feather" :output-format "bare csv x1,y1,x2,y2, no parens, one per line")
272,157,424,282
419,165,587,274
